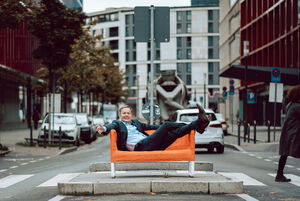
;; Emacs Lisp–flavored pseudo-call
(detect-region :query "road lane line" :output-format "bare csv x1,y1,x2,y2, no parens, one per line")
219,172,266,186
48,195,65,201
30,160,37,163
10,166,18,169
0,169,8,173
38,173,82,187
264,159,271,162
20,163,28,166
0,175,33,188
285,165,294,168
268,173,300,186
236,194,260,201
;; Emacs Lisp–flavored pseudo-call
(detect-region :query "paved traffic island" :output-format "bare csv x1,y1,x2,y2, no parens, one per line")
58,162,243,195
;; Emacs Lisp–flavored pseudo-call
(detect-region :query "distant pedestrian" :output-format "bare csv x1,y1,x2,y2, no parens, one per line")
33,108,40,130
275,85,300,182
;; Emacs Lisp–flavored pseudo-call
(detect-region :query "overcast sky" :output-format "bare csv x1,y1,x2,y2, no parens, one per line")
83,0,190,13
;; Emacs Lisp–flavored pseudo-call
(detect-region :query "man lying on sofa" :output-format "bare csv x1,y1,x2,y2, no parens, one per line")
97,104,209,151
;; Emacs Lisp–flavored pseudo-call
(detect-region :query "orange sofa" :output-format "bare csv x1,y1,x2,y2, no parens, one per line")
110,129,195,178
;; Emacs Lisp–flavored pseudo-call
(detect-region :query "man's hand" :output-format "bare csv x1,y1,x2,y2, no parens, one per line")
96,124,105,134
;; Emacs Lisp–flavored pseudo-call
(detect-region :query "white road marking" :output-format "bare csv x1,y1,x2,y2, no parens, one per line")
286,165,294,168
38,173,82,187
20,163,28,166
236,194,260,201
218,172,266,186
273,162,278,164
0,175,33,188
30,160,37,163
10,166,18,169
48,195,65,201
248,154,256,157
256,156,263,159
264,159,271,162
297,168,300,171
0,169,8,173
268,173,300,186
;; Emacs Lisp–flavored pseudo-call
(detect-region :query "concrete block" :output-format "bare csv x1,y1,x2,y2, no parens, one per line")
152,181,209,193
209,181,243,194
94,181,150,194
58,182,93,195
89,161,213,172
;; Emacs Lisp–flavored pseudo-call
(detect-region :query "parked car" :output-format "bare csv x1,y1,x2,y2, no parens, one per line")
91,116,105,135
73,113,95,143
38,113,80,144
215,113,229,135
173,108,224,153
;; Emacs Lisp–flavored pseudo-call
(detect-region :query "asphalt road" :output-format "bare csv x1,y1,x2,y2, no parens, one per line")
0,135,299,201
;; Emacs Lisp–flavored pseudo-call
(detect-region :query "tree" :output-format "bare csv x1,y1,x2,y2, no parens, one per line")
27,0,86,73
0,0,29,30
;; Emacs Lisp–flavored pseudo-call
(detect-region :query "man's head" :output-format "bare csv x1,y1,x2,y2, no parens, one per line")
119,105,132,122
286,85,300,103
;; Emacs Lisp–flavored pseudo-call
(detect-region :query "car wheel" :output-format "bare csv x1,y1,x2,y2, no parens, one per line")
208,147,214,153
216,146,224,153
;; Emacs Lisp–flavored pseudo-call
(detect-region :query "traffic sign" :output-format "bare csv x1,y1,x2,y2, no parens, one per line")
134,6,170,42
142,103,161,121
271,67,281,83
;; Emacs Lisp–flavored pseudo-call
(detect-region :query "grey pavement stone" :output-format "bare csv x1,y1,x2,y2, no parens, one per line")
58,171,244,195
89,161,213,172
94,181,150,194
58,182,93,195
209,181,243,194
152,180,208,193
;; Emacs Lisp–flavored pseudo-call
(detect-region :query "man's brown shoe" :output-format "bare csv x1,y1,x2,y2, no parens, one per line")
196,104,210,134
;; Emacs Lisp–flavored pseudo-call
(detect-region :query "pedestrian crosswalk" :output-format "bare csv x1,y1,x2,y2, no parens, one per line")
0,172,299,189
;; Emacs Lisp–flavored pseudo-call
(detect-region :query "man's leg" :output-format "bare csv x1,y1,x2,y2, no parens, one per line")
134,121,185,151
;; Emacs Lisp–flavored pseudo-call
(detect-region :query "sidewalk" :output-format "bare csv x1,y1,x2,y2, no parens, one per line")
0,128,75,157
224,123,282,152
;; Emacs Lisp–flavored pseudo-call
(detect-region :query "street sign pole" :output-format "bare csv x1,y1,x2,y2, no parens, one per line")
273,83,277,141
150,5,154,125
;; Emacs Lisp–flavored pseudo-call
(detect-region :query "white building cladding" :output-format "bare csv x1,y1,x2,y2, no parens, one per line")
87,5,220,118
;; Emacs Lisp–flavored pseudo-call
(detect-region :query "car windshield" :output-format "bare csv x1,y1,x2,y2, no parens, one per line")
179,112,216,122
44,115,75,124
75,115,88,124
93,118,104,125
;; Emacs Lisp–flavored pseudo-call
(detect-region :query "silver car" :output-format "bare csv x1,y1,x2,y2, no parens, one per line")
173,108,224,153
38,113,80,144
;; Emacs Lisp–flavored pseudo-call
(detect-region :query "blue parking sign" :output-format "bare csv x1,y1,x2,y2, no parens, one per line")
271,68,281,83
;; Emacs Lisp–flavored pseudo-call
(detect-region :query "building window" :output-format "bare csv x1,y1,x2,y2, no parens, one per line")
109,27,118,37
177,37,182,47
125,27,130,36
177,49,182,59
186,23,191,33
208,48,213,59
186,74,191,85
187,49,191,59
177,11,182,21
125,15,130,25
177,23,182,33
186,11,191,21
208,62,214,72
208,10,213,21
177,63,181,74
186,63,191,73
208,74,214,85
208,22,213,33
208,36,213,46
186,37,191,47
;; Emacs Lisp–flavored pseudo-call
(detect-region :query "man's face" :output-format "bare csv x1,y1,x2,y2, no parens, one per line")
119,107,132,122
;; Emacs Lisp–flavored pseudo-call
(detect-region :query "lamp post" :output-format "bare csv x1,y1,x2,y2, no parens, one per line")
243,40,249,142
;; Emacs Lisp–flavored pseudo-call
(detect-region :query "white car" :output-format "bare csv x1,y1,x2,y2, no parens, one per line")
173,108,224,153
38,113,80,144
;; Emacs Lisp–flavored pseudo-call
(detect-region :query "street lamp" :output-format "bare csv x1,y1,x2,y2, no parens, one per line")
243,40,249,142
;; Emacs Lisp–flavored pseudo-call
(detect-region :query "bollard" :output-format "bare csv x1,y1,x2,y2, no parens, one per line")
247,123,250,143
238,120,241,146
43,126,47,148
243,121,247,142
267,120,271,143
253,120,257,144
59,126,62,150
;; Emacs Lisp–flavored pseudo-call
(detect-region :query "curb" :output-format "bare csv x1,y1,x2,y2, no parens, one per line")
57,147,78,155
224,143,245,152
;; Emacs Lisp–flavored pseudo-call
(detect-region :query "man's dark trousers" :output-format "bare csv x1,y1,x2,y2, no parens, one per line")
134,120,201,151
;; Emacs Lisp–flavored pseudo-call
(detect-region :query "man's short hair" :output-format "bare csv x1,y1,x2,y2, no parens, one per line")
119,105,132,113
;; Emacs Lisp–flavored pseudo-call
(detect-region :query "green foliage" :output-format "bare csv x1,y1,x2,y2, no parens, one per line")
27,0,86,70
0,0,29,30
